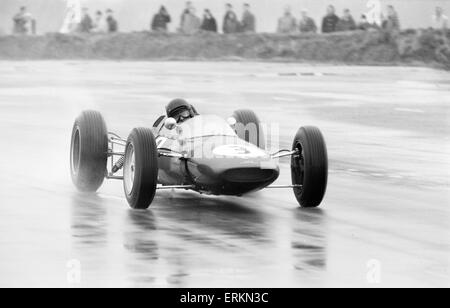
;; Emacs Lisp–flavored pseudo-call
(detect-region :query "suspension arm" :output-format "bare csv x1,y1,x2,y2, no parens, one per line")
271,149,299,159
266,184,302,189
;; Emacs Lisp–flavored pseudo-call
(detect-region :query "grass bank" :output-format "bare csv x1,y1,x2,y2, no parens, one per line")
0,30,448,68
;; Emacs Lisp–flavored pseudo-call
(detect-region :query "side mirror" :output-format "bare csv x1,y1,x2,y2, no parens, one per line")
164,117,177,130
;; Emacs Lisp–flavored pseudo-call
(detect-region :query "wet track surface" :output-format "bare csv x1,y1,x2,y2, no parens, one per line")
0,61,448,287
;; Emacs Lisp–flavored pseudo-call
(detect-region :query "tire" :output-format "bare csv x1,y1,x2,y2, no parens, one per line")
70,110,108,192
291,126,328,208
232,109,265,149
123,128,158,210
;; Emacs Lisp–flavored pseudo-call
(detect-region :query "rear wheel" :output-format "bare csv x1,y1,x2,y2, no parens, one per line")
70,110,108,192
291,126,328,208
123,128,158,209
232,109,265,149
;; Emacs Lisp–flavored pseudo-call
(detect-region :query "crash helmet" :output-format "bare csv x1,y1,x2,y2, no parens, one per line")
166,99,198,121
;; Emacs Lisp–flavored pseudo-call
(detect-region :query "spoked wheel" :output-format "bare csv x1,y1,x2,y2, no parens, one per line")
70,110,108,192
123,128,158,210
291,126,328,208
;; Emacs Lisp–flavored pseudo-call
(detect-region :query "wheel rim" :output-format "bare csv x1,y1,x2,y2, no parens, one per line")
124,143,136,196
293,142,305,185
71,128,81,175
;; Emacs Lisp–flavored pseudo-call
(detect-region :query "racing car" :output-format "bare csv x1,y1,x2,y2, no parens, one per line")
70,99,328,209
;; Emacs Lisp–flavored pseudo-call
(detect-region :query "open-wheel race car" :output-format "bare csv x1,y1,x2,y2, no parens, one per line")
70,100,328,209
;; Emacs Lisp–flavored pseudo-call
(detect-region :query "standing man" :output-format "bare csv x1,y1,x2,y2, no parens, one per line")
180,7,201,34
358,14,373,31
337,9,356,31
223,3,240,34
152,6,171,32
241,3,256,33
79,8,93,33
366,0,382,27
106,9,118,33
299,10,317,33
180,2,194,30
277,6,297,34
13,6,28,34
432,7,448,29
60,0,82,34
321,5,339,33
201,9,218,32
382,5,400,32
92,11,108,33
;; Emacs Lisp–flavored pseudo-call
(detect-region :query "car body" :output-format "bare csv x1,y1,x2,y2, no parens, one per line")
153,114,280,196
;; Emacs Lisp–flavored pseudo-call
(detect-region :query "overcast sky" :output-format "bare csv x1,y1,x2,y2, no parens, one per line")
1,0,449,34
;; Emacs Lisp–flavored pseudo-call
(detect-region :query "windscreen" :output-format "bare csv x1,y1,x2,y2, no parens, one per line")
179,115,237,139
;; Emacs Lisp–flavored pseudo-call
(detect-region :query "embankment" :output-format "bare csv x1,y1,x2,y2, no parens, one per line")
0,30,448,68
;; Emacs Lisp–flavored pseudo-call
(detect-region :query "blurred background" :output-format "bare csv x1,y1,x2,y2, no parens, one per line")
1,0,450,34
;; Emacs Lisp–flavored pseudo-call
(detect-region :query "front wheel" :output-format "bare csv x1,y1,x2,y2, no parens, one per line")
291,126,328,208
123,128,159,209
70,110,108,192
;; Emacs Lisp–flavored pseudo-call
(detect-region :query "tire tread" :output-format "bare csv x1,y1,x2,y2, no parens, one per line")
70,110,108,192
125,127,158,209
291,126,328,208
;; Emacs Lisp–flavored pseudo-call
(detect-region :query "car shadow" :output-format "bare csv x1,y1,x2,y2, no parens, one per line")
69,190,329,286
70,192,108,247
291,208,328,271
124,210,159,259
125,208,193,287
151,190,270,244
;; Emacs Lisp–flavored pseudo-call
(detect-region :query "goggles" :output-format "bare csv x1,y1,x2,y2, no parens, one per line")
178,109,191,118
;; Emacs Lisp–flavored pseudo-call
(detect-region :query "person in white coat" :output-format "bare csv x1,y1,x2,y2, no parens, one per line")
92,11,108,33
60,0,82,33
366,0,382,27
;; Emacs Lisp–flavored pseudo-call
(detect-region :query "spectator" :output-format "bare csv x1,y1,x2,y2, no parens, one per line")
322,5,339,33
180,1,194,29
223,4,240,34
358,14,372,31
366,0,382,26
382,5,400,32
432,7,448,29
30,17,37,35
241,3,256,33
106,9,118,33
180,7,201,34
13,6,29,34
299,10,317,33
152,6,171,32
79,8,93,33
277,6,297,34
201,9,218,32
337,9,356,31
60,0,82,34
92,10,108,33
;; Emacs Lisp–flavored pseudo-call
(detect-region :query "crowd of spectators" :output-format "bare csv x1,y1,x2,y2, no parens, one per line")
10,2,449,36
69,8,118,33
172,2,256,34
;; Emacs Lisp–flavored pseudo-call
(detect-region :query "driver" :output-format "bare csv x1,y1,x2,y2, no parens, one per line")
166,99,199,123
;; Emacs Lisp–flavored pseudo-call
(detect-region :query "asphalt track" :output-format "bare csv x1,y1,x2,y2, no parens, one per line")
0,61,448,287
